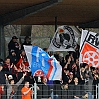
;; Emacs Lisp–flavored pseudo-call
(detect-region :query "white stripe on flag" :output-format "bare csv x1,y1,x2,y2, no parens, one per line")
24,45,32,68
36,47,41,62
49,59,56,80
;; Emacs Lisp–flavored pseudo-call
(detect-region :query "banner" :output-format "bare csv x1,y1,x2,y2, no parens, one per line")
48,25,79,51
79,30,99,68
24,45,62,80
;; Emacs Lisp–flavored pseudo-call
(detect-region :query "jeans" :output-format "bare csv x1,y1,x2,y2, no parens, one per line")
87,92,94,99
51,92,58,99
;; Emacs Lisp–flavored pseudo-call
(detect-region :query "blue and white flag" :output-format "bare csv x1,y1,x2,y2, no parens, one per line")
24,45,62,80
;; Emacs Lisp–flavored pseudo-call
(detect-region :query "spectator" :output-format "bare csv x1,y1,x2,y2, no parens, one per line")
3,57,13,72
8,50,19,65
93,73,99,99
75,44,80,59
59,53,65,68
0,85,4,99
0,61,6,85
75,57,79,66
62,68,69,84
0,59,14,99
84,66,94,99
15,50,30,74
16,60,29,73
21,36,32,50
8,75,13,81
20,50,29,69
21,81,33,99
38,76,51,99
68,72,74,99
68,72,74,84
54,52,60,61
61,83,68,99
73,77,82,99
5,73,26,99
3,57,18,82
71,61,80,78
68,51,75,62
80,63,86,80
8,36,20,58
64,54,71,69
3,57,10,71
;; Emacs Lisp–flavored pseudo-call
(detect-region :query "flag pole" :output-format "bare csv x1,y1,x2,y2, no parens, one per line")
33,77,37,99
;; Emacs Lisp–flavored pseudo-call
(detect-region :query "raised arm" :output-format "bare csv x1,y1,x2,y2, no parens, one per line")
16,72,26,85
5,74,10,88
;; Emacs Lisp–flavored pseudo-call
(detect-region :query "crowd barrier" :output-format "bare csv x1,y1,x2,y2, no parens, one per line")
1,83,99,99
37,84,97,99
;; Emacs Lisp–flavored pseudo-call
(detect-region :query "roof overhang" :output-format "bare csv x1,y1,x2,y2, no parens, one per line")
0,0,99,28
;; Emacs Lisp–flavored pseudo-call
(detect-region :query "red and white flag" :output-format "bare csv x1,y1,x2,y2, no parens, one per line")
79,30,99,68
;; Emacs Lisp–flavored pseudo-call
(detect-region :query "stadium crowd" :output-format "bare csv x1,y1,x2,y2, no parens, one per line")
0,36,99,99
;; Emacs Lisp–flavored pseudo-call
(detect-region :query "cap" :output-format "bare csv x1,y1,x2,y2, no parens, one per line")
8,75,13,79
12,36,18,39
69,72,73,75
10,49,15,53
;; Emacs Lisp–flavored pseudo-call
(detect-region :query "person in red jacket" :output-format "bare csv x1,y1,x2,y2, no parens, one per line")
0,85,4,99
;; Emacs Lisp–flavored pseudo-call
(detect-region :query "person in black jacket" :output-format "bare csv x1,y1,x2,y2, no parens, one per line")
62,68,69,84
73,77,82,99
38,76,51,99
0,59,14,99
8,50,19,65
0,59,14,84
21,36,32,50
0,63,6,85
8,36,20,58
61,83,68,99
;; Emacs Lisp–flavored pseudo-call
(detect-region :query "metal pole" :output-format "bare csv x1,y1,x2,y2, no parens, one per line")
51,89,54,99
0,25,5,59
55,16,57,32
96,85,97,99
34,82,37,99
32,85,34,99
98,83,99,99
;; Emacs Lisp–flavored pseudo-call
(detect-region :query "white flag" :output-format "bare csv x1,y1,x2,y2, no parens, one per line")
48,25,79,51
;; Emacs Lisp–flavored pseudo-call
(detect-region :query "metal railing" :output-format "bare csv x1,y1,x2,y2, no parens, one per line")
1,83,99,99
37,84,97,99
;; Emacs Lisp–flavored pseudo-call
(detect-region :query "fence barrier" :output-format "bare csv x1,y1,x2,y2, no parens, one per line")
0,83,98,99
